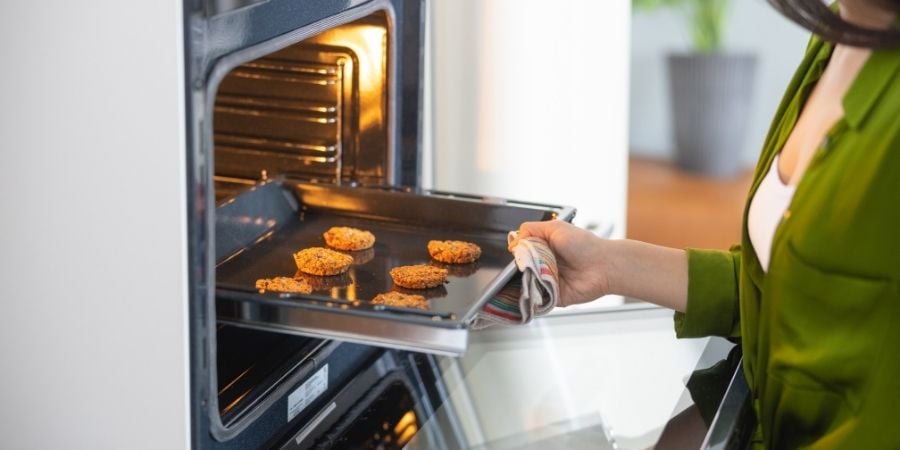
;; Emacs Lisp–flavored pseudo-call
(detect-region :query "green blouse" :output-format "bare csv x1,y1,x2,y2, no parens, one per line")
674,35,900,449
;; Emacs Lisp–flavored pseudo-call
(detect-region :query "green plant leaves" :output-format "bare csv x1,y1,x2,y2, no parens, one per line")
633,0,731,53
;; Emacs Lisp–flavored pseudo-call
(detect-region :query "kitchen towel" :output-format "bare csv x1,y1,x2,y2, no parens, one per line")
473,231,560,329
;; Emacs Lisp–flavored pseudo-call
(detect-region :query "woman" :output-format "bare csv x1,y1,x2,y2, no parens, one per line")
517,1,900,448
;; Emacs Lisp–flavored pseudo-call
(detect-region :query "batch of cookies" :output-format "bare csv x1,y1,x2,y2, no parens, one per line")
255,226,481,310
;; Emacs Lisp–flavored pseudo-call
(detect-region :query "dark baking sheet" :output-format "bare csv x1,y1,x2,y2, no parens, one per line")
215,179,574,354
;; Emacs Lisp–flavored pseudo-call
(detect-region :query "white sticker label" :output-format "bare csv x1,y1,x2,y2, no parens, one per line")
287,364,329,422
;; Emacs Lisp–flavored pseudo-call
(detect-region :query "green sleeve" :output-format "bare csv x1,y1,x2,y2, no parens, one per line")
673,246,742,338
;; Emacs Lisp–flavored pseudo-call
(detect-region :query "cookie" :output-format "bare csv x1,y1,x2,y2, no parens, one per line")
371,291,429,310
323,226,376,251
293,247,354,276
390,265,448,289
427,240,482,264
255,277,313,294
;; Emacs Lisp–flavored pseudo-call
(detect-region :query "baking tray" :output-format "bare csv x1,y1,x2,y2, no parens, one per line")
215,178,575,355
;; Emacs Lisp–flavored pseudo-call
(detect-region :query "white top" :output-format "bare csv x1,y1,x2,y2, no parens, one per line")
748,154,796,272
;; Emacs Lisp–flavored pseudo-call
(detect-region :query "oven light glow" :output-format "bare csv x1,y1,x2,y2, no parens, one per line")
219,368,252,395
397,428,417,446
318,23,386,132
221,389,252,415
344,274,357,301
394,410,417,435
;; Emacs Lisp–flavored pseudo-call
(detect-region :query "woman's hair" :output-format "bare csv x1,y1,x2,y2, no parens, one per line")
767,0,900,47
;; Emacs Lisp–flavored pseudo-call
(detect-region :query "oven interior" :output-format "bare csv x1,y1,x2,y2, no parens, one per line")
206,8,428,445
212,10,391,424
213,11,391,189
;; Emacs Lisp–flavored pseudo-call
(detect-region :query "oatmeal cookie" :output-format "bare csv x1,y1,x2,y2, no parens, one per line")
255,277,313,294
427,240,482,264
323,226,376,251
371,291,429,310
389,265,448,289
294,247,354,276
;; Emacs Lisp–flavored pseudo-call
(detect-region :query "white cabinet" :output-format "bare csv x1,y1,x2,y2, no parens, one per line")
0,1,191,448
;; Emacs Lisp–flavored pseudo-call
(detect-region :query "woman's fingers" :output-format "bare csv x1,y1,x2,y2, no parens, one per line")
517,220,557,240
512,221,551,251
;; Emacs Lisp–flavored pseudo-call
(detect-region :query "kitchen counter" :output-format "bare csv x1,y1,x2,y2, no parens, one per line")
407,305,735,449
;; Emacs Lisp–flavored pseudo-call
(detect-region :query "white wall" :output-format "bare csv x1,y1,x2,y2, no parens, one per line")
0,1,190,449
428,0,630,236
630,0,809,164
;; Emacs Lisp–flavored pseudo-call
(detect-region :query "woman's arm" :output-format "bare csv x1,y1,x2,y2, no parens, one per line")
517,221,688,311
604,239,688,312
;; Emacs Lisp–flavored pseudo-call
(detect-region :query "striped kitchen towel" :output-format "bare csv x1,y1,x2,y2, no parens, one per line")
473,231,560,329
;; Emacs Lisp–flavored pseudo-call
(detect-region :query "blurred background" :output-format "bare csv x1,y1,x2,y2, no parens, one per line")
424,0,808,251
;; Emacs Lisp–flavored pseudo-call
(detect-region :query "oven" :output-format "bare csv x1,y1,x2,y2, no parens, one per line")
184,1,572,448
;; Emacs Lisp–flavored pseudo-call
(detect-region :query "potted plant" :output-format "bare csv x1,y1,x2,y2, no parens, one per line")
634,0,757,177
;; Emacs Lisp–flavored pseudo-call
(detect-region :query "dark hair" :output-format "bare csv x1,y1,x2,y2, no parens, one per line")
767,0,900,48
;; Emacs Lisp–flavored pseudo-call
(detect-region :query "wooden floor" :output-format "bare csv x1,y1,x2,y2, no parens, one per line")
626,157,754,250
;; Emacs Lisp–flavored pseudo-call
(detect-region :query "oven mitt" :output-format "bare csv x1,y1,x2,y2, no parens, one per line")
473,231,560,329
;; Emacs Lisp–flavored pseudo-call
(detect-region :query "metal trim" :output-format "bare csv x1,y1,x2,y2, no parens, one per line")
700,358,755,450
218,302,470,356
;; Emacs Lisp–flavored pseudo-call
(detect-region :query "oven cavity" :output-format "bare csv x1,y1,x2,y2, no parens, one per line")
214,12,390,187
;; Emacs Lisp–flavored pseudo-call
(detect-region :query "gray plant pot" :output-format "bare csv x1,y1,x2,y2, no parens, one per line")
668,53,757,177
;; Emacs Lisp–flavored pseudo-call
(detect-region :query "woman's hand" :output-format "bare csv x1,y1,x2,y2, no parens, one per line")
515,220,612,307
515,220,689,312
